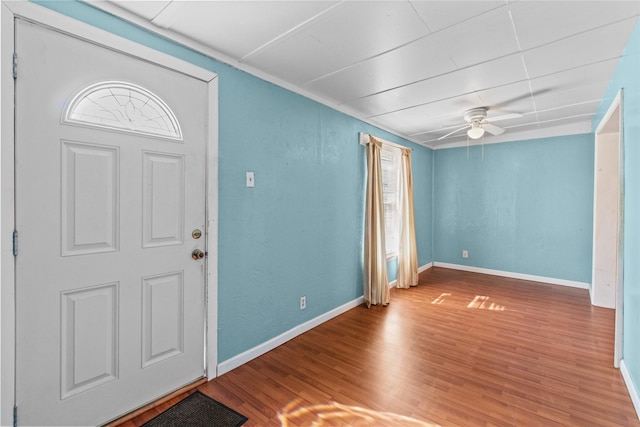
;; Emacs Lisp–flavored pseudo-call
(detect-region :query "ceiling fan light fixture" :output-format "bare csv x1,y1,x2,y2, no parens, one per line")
467,123,485,139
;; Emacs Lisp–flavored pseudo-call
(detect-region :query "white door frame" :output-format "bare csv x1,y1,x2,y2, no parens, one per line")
0,2,219,425
592,89,624,368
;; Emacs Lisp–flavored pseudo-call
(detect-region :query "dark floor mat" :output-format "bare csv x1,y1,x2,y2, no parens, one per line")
142,391,248,427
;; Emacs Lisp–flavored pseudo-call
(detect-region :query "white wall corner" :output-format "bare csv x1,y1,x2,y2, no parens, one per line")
217,296,364,376
621,359,640,421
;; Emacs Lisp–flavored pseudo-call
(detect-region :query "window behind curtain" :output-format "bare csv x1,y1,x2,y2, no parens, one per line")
381,145,401,257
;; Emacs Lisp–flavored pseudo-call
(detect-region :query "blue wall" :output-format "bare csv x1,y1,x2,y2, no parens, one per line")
594,20,640,400
35,1,434,362
434,135,594,283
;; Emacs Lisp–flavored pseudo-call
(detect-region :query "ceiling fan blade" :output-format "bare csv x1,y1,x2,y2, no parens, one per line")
484,122,505,136
437,125,469,140
488,112,522,122
493,88,553,110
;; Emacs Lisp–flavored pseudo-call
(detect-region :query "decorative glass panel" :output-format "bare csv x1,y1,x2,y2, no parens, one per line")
63,81,182,140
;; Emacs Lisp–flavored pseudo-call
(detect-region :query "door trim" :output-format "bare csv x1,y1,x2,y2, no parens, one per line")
593,89,624,367
0,2,218,424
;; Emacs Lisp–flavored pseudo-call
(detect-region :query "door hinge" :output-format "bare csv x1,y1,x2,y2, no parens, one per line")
12,52,17,79
13,404,17,427
12,230,17,256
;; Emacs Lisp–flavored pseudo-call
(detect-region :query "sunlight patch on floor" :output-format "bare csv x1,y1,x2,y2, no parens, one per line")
467,295,505,311
279,400,439,426
431,293,506,311
431,293,451,304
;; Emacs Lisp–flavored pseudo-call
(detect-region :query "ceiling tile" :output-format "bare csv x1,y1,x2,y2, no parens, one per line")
151,1,340,59
110,1,171,20
523,19,638,78
390,93,487,136
529,58,619,93
474,81,537,115
428,7,520,67
346,54,527,118
413,94,492,128
349,89,425,119
535,102,599,123
305,35,458,104
245,1,430,84
411,1,507,33
534,84,607,111
369,108,432,136
528,59,616,112
510,0,640,50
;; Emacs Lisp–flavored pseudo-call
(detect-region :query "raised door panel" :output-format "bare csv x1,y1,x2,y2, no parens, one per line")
61,141,119,256
60,283,119,399
141,271,184,368
142,151,185,248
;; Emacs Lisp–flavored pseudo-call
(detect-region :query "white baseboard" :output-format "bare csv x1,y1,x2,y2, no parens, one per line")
621,359,640,421
219,262,434,375
217,296,364,376
419,262,433,273
432,262,589,289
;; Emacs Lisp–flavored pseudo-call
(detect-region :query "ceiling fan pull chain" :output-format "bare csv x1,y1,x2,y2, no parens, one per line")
466,135,470,160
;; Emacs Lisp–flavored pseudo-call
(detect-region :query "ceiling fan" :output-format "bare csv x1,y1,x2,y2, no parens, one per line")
437,107,522,141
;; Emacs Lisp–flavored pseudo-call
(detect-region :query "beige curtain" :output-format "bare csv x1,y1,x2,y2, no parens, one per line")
364,137,390,307
396,148,419,289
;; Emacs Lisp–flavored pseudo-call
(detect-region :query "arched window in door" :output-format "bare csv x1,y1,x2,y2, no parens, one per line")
63,81,182,140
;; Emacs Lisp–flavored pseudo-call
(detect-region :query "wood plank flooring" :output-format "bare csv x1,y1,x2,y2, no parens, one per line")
117,267,639,426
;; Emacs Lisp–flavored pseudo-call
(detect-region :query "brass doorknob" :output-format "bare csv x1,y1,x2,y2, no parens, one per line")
192,249,205,260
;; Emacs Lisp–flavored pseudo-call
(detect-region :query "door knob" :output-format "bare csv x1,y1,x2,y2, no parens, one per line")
192,249,205,260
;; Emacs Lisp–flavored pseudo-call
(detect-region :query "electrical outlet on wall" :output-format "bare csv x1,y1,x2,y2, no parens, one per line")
462,250,469,258
300,296,306,310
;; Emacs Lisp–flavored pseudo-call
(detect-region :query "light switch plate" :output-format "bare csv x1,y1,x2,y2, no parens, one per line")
246,171,255,187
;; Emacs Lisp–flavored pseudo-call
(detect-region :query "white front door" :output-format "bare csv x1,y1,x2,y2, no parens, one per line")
15,18,208,426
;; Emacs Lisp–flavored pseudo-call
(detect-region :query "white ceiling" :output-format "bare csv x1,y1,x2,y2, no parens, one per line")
91,0,640,148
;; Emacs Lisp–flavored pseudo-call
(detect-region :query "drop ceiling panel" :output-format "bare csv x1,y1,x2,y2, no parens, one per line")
428,8,520,68
369,108,432,136
342,90,419,118
474,81,537,115
523,19,638,78
534,85,607,111
109,1,171,20
535,102,600,123
350,54,528,119
510,0,640,50
529,59,619,97
414,94,507,129
245,1,430,84
378,93,487,135
306,35,458,104
154,1,340,59
411,1,507,33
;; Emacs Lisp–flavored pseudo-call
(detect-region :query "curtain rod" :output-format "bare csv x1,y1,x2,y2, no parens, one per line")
358,132,413,151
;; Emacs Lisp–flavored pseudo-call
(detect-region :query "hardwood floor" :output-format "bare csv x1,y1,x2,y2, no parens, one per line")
117,267,639,426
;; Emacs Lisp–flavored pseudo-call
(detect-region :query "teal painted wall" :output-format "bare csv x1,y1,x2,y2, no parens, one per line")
593,20,640,400
34,1,434,362
434,135,594,283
